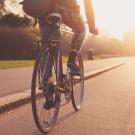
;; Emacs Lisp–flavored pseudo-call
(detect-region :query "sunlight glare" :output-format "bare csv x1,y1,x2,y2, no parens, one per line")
79,0,135,39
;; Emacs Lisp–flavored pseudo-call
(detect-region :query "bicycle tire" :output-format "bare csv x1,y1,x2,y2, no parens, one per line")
31,46,60,134
71,53,84,111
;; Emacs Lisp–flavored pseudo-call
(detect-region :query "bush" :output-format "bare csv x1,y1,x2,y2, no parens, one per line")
0,27,36,60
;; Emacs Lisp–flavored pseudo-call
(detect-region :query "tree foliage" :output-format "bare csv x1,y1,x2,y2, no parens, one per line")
0,27,36,60
0,0,5,15
122,28,135,55
0,13,31,27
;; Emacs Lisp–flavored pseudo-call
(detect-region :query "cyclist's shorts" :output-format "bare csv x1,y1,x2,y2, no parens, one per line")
55,0,85,32
38,0,85,41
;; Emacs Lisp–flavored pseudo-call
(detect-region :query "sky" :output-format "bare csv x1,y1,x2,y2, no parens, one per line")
79,0,135,39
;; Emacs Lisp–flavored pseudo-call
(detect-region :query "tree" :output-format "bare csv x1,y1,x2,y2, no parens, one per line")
0,13,31,27
0,0,6,16
0,27,36,60
122,28,135,55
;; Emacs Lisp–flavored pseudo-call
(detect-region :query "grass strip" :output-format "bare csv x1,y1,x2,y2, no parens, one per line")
0,57,68,69
0,60,35,69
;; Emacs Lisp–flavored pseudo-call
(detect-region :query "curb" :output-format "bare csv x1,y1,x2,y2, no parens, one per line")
0,62,124,114
84,63,124,80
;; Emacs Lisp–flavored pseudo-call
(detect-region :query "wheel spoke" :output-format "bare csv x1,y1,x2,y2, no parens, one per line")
74,83,80,105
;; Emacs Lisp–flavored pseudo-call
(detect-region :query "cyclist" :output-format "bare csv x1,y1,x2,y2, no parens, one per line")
37,0,98,109
38,0,98,72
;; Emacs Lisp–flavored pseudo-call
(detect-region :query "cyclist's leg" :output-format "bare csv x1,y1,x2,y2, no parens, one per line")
54,0,86,70
67,19,86,71
57,1,86,51
38,21,51,86
38,19,61,108
38,13,61,81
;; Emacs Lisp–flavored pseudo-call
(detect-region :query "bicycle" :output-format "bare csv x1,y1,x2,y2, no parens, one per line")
31,13,84,134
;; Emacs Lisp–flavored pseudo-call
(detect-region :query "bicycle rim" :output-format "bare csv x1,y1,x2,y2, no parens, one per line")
31,46,60,134
71,53,84,111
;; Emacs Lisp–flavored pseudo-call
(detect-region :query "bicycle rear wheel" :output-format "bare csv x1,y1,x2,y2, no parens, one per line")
71,53,84,111
31,46,60,134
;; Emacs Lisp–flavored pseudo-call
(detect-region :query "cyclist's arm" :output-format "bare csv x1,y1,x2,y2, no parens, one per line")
84,0,98,35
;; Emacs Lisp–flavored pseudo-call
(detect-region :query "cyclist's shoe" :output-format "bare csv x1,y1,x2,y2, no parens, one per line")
68,63,80,75
44,100,55,110
67,51,80,75
44,78,55,110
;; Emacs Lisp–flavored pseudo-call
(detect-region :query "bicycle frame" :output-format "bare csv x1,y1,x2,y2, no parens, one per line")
45,41,64,85
31,12,84,134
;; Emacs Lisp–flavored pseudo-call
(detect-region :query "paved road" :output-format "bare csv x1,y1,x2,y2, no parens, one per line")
0,57,124,97
0,57,135,135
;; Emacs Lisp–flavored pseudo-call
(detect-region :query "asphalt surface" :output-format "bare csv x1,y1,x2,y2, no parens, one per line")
0,57,124,97
0,57,135,135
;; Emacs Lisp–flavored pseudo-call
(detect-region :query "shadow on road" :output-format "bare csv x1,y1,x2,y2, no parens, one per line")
30,110,77,135
30,130,44,135
56,110,76,126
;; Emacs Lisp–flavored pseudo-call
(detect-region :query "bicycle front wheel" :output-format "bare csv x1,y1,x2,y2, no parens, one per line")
31,46,60,134
71,53,84,111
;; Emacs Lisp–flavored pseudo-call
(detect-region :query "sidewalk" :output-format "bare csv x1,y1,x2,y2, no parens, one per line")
0,57,125,114
0,57,125,98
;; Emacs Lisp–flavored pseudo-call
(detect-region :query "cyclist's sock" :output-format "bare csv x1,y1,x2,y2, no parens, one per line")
67,50,76,63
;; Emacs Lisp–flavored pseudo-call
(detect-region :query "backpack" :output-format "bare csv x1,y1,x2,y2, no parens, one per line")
22,0,51,18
